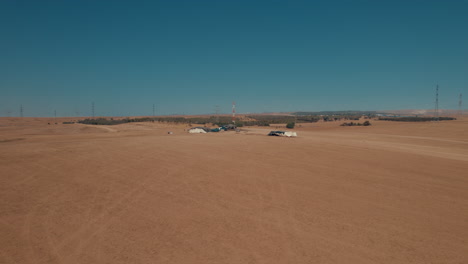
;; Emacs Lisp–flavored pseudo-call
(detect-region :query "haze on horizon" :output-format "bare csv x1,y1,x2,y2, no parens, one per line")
1,0,467,117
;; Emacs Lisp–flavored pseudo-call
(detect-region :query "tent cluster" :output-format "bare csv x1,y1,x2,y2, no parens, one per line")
188,126,297,137
188,125,237,134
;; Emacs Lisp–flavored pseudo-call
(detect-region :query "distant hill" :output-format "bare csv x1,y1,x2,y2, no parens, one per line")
381,109,461,116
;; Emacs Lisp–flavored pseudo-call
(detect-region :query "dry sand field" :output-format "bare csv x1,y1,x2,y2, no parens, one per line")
1,117,467,264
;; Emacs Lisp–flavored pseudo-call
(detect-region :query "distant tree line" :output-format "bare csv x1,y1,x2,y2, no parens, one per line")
78,118,127,125
78,117,186,125
78,113,454,127
78,114,364,127
78,116,236,126
294,111,377,122
340,121,371,126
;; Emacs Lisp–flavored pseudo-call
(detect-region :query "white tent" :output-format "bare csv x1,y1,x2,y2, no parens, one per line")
189,128,207,134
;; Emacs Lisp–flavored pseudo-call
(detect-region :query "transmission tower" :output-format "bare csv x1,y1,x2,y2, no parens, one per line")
20,105,23,117
459,94,463,115
92,102,95,118
215,105,220,124
232,101,236,124
434,85,439,121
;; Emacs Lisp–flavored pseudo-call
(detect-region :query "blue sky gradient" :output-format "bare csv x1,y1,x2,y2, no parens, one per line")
1,0,467,117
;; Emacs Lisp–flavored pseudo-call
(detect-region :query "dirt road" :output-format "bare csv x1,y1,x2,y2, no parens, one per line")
1,118,467,263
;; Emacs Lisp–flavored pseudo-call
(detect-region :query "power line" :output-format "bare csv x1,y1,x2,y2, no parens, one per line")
232,101,236,124
434,85,439,121
459,93,463,115
215,105,220,124
20,105,23,118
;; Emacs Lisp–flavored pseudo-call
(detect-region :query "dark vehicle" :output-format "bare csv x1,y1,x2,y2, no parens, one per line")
268,131,286,136
221,124,237,130
268,131,297,137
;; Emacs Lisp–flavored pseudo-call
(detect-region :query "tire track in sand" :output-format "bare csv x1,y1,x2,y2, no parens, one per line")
38,142,171,264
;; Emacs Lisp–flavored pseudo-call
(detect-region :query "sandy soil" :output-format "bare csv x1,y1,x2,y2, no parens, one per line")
1,117,467,264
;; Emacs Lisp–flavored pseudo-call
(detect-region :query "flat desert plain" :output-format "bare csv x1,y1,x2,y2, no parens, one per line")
1,117,467,264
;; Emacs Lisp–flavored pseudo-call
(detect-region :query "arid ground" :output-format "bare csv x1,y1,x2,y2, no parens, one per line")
1,117,467,264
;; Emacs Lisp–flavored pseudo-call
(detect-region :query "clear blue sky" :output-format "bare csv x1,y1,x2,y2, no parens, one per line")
1,0,467,117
